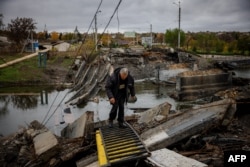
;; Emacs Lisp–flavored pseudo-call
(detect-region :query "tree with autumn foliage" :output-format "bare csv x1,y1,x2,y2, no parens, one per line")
37,31,46,40
50,31,59,41
7,17,36,51
101,33,111,47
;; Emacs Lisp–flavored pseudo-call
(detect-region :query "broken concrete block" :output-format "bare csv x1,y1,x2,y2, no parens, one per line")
154,115,166,122
138,102,171,125
147,148,207,167
33,130,59,161
25,128,35,140
61,111,94,138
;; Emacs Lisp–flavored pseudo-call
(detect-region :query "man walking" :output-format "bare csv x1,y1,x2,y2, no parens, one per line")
105,67,136,128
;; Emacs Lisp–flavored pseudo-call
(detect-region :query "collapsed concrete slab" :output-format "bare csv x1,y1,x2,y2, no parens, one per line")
61,111,94,138
147,148,207,167
176,69,232,101
140,98,236,151
33,130,59,161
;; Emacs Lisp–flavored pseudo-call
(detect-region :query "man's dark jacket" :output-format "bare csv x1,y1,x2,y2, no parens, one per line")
105,67,135,103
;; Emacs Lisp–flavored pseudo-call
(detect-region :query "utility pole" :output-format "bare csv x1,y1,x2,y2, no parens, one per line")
92,27,95,42
107,30,110,47
94,14,98,51
95,10,101,51
178,1,181,49
150,24,153,49
173,1,181,48
31,30,34,52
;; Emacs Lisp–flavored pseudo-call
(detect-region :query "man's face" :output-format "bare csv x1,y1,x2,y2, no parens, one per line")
120,73,128,80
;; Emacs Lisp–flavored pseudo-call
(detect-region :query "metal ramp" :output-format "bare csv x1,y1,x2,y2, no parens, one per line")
96,122,150,167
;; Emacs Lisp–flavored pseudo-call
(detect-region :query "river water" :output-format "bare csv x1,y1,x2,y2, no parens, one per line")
0,82,176,136
231,69,250,78
1,68,249,136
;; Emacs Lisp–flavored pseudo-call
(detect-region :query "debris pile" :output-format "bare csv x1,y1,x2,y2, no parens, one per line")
1,48,250,167
126,97,250,167
0,119,95,167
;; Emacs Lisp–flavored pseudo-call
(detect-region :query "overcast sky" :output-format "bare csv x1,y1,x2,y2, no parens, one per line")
1,0,250,33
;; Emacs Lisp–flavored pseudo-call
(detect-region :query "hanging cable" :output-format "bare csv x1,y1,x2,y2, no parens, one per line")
76,0,103,55
42,0,123,126
41,0,103,125
88,0,123,58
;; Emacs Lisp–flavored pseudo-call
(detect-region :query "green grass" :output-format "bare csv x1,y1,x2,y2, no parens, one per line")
0,57,42,82
0,54,74,83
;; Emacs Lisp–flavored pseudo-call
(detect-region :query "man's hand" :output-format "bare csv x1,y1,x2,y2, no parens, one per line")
109,98,115,104
128,96,137,103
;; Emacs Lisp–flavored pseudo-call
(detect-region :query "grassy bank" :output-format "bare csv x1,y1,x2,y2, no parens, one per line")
0,53,73,85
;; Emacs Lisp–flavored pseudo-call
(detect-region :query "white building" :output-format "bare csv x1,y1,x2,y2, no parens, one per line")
42,41,71,52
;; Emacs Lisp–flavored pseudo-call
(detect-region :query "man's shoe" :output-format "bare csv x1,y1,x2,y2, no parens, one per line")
108,120,113,128
118,122,127,128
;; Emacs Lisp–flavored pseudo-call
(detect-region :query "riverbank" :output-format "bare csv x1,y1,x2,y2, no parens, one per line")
0,52,73,88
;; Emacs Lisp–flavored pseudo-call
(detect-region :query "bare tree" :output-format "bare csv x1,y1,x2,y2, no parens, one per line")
7,17,36,52
0,13,4,30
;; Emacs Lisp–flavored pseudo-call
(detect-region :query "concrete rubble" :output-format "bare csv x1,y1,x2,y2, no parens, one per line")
0,113,96,167
140,98,236,151
1,48,250,166
61,111,94,138
137,102,171,125
33,129,59,161
147,148,207,167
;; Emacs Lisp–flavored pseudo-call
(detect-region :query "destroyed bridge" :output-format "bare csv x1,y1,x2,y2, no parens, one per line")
1,47,249,167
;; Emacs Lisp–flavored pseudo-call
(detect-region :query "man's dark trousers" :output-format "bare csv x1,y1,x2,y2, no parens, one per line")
109,94,126,123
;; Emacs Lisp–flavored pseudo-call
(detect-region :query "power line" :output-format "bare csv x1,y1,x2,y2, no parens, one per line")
42,0,123,126
41,0,103,125
89,0,123,57
83,0,122,63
